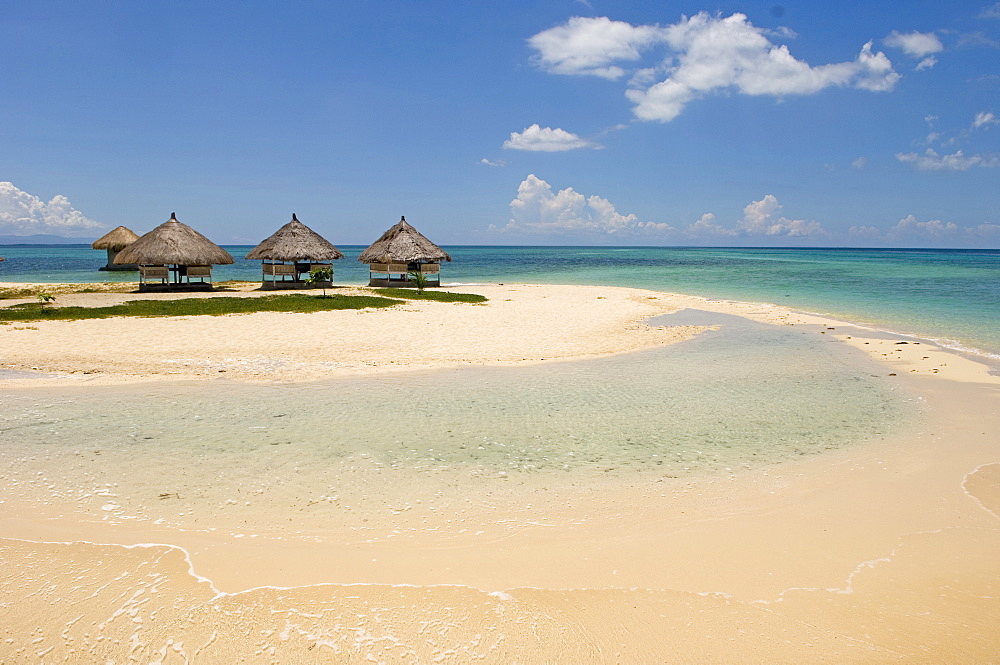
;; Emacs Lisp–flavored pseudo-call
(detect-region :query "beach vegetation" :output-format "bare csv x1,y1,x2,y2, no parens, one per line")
371,288,487,303
407,270,429,293
0,293,402,322
306,266,334,296
36,293,56,304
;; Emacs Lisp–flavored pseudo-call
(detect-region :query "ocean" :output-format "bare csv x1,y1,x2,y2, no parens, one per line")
2,244,998,359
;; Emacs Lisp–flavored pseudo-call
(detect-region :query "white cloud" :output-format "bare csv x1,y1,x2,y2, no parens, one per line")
851,217,998,246
981,2,1000,19
884,31,944,58
0,182,103,236
736,195,825,237
480,158,506,167
848,225,882,240
888,214,959,241
531,12,899,123
679,196,824,240
965,223,1000,241
503,174,655,235
896,148,1000,170
884,31,943,70
852,156,868,168
965,224,1000,240
685,212,736,237
529,16,667,80
503,124,599,151
973,111,998,129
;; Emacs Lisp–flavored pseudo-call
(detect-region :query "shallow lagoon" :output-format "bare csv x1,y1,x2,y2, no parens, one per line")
1,310,909,540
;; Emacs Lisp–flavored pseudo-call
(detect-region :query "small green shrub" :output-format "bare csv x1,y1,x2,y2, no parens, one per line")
307,266,334,296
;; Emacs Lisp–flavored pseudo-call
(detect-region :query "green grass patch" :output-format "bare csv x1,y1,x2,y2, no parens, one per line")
0,294,402,322
371,288,487,303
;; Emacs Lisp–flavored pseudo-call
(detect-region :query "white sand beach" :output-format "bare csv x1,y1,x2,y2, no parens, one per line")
1,282,997,663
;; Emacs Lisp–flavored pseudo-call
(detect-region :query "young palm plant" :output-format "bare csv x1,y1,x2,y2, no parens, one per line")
407,270,429,294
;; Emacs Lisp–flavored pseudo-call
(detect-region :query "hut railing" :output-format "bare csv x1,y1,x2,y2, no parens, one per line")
263,263,298,277
185,265,213,283
139,265,169,284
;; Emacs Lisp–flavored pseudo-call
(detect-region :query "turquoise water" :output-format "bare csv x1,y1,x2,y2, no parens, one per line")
2,244,998,358
0,309,907,534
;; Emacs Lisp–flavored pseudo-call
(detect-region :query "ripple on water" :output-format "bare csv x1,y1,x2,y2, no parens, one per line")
0,310,911,535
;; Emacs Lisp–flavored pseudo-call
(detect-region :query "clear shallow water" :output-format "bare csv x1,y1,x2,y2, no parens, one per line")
0,310,908,536
2,244,998,358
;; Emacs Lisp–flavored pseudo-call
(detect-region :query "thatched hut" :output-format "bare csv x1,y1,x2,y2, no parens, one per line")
114,213,234,291
92,226,140,271
358,216,451,287
245,214,344,289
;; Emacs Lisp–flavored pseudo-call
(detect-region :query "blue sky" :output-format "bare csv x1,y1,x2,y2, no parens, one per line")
1,0,998,247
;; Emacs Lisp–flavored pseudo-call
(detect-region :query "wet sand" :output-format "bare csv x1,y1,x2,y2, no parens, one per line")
1,284,998,662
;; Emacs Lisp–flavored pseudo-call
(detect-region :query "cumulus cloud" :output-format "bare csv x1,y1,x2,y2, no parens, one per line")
888,214,959,241
896,148,1000,170
736,195,825,237
883,31,943,57
884,30,943,69
500,179,830,242
502,174,654,235
973,111,998,129
529,16,667,79
503,124,599,152
530,12,899,123
497,181,996,247
0,182,103,236
684,212,736,237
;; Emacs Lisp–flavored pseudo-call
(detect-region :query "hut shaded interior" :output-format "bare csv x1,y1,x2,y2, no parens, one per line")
114,213,234,291
358,216,450,287
91,225,141,271
245,214,344,290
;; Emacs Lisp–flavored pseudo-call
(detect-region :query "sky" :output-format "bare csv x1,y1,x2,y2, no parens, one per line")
1,0,998,247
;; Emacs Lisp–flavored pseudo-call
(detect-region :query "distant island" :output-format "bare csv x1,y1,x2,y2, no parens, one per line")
0,234,95,245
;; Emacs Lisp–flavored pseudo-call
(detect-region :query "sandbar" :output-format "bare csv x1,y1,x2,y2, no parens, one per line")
0,282,997,663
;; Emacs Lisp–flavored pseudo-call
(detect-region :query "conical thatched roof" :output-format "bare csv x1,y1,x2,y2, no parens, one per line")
245,214,344,262
114,213,234,265
358,216,451,264
92,226,140,250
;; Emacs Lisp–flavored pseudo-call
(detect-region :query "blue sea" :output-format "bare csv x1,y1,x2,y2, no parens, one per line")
2,244,998,359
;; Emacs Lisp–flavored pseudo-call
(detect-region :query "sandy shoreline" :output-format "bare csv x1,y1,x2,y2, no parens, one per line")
0,282,707,385
1,282,998,662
